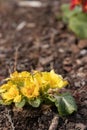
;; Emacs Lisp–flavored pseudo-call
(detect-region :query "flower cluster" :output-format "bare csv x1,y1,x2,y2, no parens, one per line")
0,70,68,106
70,0,87,12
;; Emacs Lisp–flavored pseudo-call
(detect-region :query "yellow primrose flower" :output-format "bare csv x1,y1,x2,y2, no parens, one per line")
24,78,32,87
9,71,32,87
0,84,10,93
1,85,19,102
33,71,47,87
0,81,13,93
18,71,31,78
21,81,39,98
32,71,50,92
57,80,69,88
13,95,21,103
10,71,31,79
42,70,68,89
50,70,68,88
0,70,69,107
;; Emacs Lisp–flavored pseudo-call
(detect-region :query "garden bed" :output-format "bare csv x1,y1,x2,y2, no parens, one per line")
0,0,87,130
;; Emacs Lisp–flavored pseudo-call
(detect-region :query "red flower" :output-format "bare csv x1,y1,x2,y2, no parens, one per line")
70,0,82,9
82,0,87,12
70,0,87,12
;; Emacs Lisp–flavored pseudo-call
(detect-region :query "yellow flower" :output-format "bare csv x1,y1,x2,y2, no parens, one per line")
10,71,31,81
33,71,47,86
13,95,21,103
9,71,31,87
0,84,10,93
2,85,20,102
32,71,49,92
0,70,69,106
42,70,68,89
10,71,31,79
56,80,68,88
21,81,39,98
0,81,13,93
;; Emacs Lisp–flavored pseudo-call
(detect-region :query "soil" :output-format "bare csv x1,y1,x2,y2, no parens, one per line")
0,0,87,130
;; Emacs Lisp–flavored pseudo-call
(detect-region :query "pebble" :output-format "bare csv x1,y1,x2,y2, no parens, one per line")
79,49,87,56
58,48,64,53
16,21,26,31
74,81,81,88
39,56,53,65
75,123,86,130
78,40,87,49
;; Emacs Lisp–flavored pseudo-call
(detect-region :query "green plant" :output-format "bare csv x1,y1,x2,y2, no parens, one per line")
0,70,77,116
61,0,87,39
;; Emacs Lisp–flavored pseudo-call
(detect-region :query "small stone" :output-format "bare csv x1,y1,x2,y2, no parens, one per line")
63,57,72,65
16,21,26,31
71,44,79,53
74,82,81,88
78,40,87,49
77,72,86,77
79,49,87,56
39,56,53,65
75,123,86,130
58,48,64,53
76,59,82,65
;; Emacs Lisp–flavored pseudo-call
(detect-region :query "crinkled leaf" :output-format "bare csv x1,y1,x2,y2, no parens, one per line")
28,97,41,108
55,93,77,116
15,98,26,108
69,13,87,38
61,4,81,22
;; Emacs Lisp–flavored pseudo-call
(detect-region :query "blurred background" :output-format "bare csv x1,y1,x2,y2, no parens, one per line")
0,1,87,130
0,0,70,77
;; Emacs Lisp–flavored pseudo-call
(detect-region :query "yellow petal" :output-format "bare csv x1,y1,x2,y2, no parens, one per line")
57,80,68,88
0,83,11,93
14,95,21,102
1,85,19,101
2,92,13,101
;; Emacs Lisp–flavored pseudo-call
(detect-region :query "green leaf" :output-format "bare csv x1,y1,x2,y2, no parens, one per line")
69,13,87,38
61,4,81,23
47,95,56,102
0,100,12,105
0,100,3,104
28,97,41,108
61,4,87,38
55,93,77,116
15,98,26,108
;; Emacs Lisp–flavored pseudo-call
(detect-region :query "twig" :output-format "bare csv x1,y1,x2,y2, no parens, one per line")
6,107,15,130
6,64,12,75
40,31,59,42
17,1,45,8
48,114,59,130
14,46,20,71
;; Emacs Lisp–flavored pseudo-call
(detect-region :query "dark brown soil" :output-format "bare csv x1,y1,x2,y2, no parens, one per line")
0,0,87,130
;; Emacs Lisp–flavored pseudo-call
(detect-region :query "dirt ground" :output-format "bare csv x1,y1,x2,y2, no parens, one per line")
0,0,87,130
